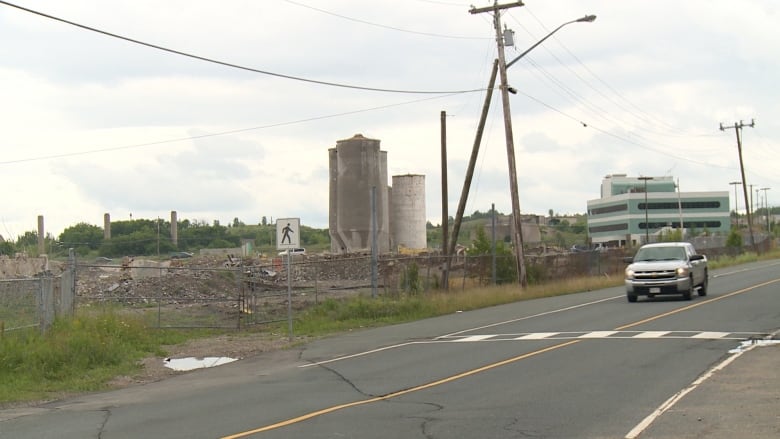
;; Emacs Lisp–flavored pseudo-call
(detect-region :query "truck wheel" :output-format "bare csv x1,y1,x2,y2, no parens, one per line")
698,271,708,296
627,293,638,303
682,277,693,300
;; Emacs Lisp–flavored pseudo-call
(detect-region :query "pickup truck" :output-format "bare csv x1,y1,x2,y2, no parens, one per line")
624,242,708,302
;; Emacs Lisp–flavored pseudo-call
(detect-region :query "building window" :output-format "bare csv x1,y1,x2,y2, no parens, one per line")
589,223,629,233
640,221,722,230
638,201,722,210
589,204,628,215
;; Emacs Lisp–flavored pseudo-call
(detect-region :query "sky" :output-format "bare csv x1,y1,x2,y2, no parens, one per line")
1,0,778,240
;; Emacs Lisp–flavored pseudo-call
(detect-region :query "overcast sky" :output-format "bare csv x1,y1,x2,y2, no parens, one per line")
1,0,778,240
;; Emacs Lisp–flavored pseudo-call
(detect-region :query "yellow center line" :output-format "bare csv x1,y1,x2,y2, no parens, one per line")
221,339,581,438
223,277,780,438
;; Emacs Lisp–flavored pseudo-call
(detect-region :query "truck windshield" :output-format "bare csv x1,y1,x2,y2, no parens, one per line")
634,247,686,262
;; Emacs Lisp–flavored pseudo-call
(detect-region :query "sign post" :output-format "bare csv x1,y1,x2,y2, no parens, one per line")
276,218,300,341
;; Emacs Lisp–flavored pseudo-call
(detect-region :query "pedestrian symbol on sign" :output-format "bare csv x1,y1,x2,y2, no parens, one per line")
281,223,293,244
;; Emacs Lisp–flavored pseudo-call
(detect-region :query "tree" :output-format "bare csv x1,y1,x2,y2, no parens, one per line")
15,231,38,249
470,226,516,284
0,241,14,256
59,222,104,255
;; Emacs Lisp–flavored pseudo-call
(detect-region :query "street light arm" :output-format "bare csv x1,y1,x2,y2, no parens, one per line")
506,15,596,69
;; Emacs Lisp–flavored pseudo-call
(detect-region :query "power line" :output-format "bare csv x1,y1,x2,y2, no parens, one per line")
512,88,736,171
284,0,488,40
0,0,484,95
0,93,462,165
515,7,720,139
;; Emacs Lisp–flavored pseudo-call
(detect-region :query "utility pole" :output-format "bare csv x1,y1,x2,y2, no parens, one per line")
760,187,771,233
448,60,499,263
470,1,527,287
441,110,449,289
639,177,653,243
720,119,758,253
730,181,741,228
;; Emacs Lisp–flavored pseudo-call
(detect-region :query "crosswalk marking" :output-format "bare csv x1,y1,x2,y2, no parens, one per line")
692,331,730,339
455,335,495,342
442,331,763,343
633,331,670,338
514,332,558,340
581,331,618,338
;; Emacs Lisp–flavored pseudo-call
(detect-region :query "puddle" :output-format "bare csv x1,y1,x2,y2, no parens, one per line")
163,356,238,371
728,339,780,354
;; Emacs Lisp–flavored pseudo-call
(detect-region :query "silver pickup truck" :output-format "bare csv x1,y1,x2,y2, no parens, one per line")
624,242,708,302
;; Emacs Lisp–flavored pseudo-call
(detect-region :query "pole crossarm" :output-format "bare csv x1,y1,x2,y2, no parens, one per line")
469,1,524,15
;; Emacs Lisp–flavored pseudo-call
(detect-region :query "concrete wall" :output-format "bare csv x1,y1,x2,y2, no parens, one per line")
0,255,51,278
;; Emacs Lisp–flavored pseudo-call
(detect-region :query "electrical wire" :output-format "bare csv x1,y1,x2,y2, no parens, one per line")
0,93,463,165
284,0,488,40
512,88,736,171
0,0,485,95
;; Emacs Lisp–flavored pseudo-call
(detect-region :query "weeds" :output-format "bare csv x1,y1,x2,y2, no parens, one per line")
0,311,196,404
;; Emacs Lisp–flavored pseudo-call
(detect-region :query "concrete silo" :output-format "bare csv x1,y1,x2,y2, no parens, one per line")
390,174,427,251
329,134,390,254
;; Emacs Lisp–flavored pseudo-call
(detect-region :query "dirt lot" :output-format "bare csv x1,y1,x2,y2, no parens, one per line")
77,253,369,390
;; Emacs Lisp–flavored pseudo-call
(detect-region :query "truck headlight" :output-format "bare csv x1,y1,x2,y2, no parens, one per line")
676,267,689,277
625,268,635,279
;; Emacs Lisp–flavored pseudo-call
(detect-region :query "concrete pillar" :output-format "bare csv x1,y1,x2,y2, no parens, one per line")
170,211,178,247
37,215,45,255
104,213,111,240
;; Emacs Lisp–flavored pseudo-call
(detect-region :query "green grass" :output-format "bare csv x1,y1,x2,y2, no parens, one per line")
0,311,206,404
708,247,780,269
282,274,622,336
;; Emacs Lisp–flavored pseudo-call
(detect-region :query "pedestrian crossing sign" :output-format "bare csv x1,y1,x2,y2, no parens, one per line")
276,218,300,249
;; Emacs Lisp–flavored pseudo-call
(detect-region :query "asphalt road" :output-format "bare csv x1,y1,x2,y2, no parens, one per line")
2,260,778,438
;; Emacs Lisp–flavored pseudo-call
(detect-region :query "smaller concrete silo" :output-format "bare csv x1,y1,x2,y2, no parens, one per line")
390,174,427,251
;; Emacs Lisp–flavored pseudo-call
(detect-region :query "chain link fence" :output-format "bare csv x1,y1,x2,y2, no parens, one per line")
0,265,75,334
3,239,770,332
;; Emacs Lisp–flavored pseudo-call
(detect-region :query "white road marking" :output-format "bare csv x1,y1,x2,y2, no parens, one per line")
633,331,670,338
455,335,495,342
581,331,618,338
624,342,761,439
514,332,558,340
692,331,729,339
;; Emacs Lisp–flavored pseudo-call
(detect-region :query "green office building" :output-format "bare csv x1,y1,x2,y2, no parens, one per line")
587,174,730,247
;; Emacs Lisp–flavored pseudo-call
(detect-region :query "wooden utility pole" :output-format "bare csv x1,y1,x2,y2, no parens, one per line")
470,1,527,287
441,110,449,289
720,119,758,254
447,60,499,265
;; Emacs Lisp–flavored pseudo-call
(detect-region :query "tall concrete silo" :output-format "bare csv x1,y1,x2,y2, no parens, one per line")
329,134,390,253
391,174,427,251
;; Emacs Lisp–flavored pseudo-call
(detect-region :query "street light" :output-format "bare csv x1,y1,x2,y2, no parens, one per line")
506,15,597,68
470,2,596,287
639,177,653,243
760,187,771,232
730,181,742,228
